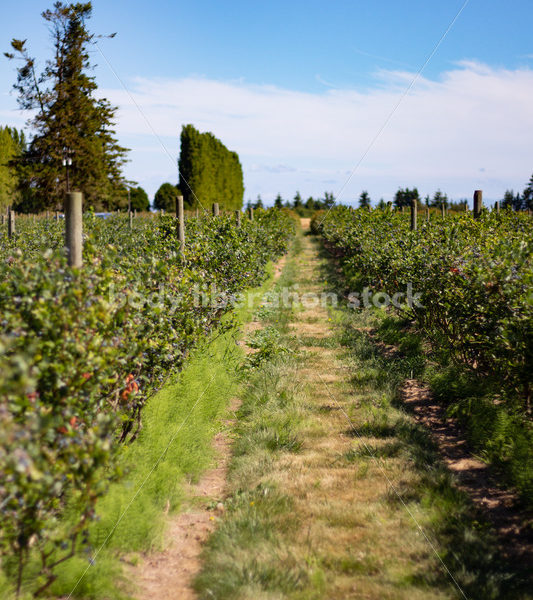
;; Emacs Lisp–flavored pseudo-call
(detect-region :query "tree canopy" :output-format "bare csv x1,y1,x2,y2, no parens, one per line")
522,174,533,211
178,124,243,210
358,190,371,209
394,187,420,209
154,182,180,211
129,186,149,212
5,2,128,211
0,126,25,212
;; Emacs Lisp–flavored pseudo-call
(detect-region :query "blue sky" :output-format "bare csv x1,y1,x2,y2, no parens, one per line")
2,1,533,206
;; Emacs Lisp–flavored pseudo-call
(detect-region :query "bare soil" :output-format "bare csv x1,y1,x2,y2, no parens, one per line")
401,379,533,566
131,407,237,600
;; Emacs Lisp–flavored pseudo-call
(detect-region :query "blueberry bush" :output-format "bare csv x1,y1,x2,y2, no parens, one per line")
0,209,295,596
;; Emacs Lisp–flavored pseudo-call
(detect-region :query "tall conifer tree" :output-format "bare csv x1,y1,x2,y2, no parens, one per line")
5,2,128,210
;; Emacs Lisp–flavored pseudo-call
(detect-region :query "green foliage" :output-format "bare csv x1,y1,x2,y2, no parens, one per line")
0,126,25,212
502,189,521,211
358,190,371,209
430,189,448,208
521,173,533,211
394,187,420,209
0,208,294,595
178,124,244,210
309,210,326,235
153,182,179,211
289,191,335,216
128,186,149,212
246,326,291,368
318,206,533,414
5,3,128,211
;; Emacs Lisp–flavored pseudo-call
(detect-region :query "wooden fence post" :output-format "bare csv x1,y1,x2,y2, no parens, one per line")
195,207,199,219
128,209,133,229
235,210,241,227
8,208,15,238
176,195,185,255
473,190,483,219
425,206,430,222
212,202,219,216
248,206,254,221
494,201,500,213
441,204,445,219
65,191,83,267
410,198,417,231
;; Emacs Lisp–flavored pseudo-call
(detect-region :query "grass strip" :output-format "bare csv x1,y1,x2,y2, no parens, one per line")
21,265,279,600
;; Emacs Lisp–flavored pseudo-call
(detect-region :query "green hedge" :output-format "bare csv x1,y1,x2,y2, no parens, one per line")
179,124,244,210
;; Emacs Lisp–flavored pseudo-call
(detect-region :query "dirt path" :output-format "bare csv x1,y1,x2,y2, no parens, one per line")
132,410,236,600
132,224,531,599
131,257,286,600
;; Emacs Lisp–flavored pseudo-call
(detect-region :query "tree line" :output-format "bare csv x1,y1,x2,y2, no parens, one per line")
2,3,243,215
365,185,533,211
240,182,533,214
2,3,531,215
244,191,335,215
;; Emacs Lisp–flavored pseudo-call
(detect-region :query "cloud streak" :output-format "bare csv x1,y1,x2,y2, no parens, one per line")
101,61,533,203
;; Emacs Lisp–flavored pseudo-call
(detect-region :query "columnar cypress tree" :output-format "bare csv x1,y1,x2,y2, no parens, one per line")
5,2,128,211
0,126,25,212
178,124,243,210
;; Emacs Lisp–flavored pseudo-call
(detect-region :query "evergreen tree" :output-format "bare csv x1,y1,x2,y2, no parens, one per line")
430,189,448,209
377,198,386,210
394,187,420,209
5,3,128,211
305,196,315,210
129,186,149,211
253,194,264,209
502,189,522,211
154,182,180,211
0,126,25,212
274,193,283,209
522,174,533,211
323,191,335,209
293,191,303,209
178,124,243,210
358,190,371,209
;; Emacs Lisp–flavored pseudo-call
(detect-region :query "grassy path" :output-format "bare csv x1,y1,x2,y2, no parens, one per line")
194,225,529,600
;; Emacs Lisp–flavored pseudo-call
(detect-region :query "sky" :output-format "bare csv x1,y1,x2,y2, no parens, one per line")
1,0,533,207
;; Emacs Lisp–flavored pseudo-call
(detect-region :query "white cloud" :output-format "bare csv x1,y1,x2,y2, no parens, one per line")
101,61,533,204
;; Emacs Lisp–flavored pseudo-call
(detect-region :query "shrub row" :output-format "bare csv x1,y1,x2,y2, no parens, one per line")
0,208,295,595
316,206,533,411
